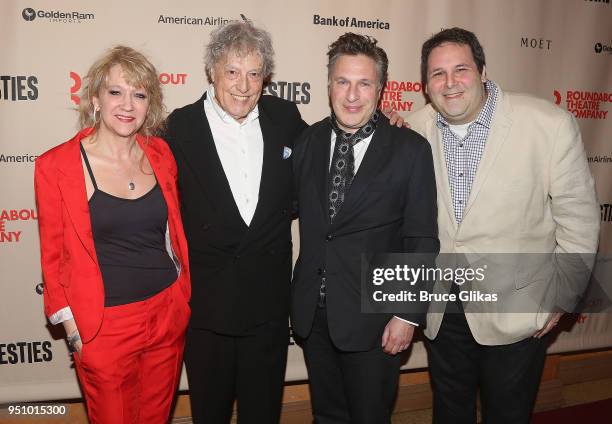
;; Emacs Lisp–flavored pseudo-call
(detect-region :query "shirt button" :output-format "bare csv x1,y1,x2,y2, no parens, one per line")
326,234,333,241
458,200,463,204
458,172,464,177
459,143,464,147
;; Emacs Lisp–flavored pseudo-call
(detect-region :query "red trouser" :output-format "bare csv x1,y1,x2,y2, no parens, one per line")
73,282,190,424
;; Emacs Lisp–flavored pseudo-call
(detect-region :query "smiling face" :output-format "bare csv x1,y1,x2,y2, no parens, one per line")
329,54,381,134
425,42,487,125
92,64,149,140
211,49,264,122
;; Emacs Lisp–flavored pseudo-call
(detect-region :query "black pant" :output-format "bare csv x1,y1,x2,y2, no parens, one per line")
427,312,548,424
184,318,289,424
301,307,401,424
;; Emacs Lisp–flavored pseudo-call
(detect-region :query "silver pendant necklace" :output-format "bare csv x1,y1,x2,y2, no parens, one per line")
127,146,139,190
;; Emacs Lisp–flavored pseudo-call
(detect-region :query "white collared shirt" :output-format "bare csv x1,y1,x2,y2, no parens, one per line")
204,85,263,225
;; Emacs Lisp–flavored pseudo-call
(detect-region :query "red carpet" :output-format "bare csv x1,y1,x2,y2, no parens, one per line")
531,398,612,423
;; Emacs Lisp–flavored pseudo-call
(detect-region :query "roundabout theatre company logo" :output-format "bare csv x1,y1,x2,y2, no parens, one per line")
380,80,422,112
69,71,187,105
0,209,37,243
554,89,611,120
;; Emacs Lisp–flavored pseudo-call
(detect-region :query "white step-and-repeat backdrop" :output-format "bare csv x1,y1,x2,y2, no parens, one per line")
1,0,611,403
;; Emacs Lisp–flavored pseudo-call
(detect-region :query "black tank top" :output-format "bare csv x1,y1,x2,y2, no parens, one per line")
80,143,178,306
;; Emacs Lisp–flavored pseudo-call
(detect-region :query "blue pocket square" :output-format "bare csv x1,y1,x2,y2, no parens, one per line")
282,146,292,159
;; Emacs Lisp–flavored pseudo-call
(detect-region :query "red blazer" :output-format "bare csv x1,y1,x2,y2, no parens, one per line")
35,128,191,343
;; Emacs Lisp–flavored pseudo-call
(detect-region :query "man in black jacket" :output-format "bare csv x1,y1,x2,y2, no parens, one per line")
164,21,307,424
291,33,439,423
165,21,408,423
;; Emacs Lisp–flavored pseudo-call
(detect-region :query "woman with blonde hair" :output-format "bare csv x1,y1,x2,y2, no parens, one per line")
35,46,190,423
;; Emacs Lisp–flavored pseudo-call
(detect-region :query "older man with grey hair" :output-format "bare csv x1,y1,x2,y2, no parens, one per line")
164,21,308,423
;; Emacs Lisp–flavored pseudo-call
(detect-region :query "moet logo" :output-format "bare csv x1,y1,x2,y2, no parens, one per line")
520,37,552,50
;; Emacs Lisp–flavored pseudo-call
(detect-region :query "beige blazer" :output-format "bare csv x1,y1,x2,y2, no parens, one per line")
408,83,599,345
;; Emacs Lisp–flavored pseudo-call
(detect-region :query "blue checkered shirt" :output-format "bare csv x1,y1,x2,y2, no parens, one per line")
437,80,498,223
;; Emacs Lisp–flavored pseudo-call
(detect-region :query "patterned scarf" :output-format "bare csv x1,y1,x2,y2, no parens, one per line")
327,109,380,221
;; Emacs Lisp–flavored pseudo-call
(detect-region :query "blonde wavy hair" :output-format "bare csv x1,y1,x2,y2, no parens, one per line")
78,46,165,136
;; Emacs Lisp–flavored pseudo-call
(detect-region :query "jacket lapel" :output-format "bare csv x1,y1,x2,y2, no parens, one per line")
56,134,98,265
139,137,186,266
245,103,280,232
330,118,391,228
312,119,333,222
138,136,178,216
176,93,246,226
462,88,512,219
424,111,458,229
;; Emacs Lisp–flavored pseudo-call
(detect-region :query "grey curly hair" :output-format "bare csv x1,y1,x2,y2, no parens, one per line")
204,21,275,83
